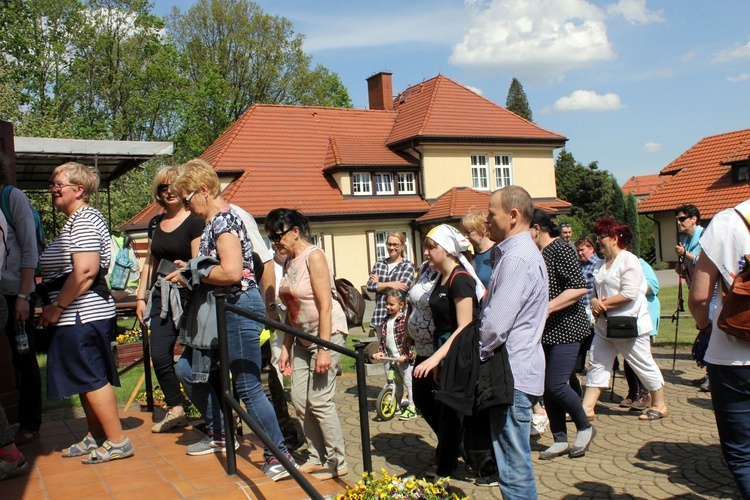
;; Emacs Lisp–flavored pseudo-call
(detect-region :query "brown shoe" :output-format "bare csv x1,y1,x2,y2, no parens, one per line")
299,461,323,473
630,391,651,412
311,464,348,480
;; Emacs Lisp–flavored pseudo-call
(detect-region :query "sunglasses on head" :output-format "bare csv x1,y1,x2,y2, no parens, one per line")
269,227,292,243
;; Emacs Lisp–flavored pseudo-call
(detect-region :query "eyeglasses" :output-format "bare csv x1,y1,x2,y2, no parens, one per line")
676,216,689,223
49,182,78,191
386,243,402,248
596,235,610,241
157,183,170,194
269,227,293,243
181,190,197,209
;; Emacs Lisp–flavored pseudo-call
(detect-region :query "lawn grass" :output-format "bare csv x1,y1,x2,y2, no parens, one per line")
653,285,699,347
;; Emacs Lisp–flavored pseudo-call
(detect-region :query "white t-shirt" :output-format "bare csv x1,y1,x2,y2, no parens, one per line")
703,199,750,366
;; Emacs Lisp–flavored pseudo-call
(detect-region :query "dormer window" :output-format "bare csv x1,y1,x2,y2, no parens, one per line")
352,172,372,195
375,173,394,195
734,164,750,184
350,171,418,196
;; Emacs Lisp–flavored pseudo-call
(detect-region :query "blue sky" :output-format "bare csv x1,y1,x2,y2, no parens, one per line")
152,0,750,186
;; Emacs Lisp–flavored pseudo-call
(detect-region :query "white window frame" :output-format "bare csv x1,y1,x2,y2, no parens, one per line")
397,172,416,194
375,230,412,261
374,173,394,195
471,154,489,190
352,172,372,195
493,153,513,189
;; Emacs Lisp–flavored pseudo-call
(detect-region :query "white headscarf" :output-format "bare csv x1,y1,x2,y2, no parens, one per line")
426,224,486,301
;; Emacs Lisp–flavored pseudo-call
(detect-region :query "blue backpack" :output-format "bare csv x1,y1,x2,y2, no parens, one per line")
0,185,46,257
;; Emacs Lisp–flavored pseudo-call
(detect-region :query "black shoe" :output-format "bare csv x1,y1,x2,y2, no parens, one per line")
539,446,569,460
569,426,596,458
691,375,708,387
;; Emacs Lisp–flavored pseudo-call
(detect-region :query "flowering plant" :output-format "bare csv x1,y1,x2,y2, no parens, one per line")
336,469,466,500
136,386,201,418
116,325,142,345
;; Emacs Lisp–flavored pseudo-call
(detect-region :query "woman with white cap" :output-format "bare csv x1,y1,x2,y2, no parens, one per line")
413,224,485,480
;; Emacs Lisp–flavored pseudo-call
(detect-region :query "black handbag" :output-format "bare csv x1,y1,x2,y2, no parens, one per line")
606,315,638,338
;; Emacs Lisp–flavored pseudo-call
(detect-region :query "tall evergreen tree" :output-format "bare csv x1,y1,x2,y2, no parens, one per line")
624,192,640,256
505,77,533,122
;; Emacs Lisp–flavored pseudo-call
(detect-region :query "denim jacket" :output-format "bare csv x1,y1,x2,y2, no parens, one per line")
178,256,228,383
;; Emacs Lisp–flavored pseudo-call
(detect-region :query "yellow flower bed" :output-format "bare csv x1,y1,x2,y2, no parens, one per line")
337,469,467,500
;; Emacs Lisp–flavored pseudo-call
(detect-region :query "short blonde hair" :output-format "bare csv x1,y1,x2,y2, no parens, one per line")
461,210,487,235
51,162,99,202
172,159,220,197
152,166,180,208
387,232,407,258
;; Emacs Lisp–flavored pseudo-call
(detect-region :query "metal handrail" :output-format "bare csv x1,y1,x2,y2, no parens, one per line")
215,294,372,499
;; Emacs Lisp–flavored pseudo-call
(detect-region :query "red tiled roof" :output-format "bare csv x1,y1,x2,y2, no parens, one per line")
622,174,665,197
724,139,750,164
638,128,750,219
323,137,418,171
388,75,566,147
415,187,571,223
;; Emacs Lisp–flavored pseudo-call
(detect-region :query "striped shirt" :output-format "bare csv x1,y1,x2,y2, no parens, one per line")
479,231,548,397
39,206,115,325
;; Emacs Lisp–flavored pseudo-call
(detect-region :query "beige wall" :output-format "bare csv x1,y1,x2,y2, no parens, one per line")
333,172,351,195
421,145,558,199
310,220,419,290
653,211,688,264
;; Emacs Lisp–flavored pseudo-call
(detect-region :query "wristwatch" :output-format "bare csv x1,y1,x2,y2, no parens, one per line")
320,346,330,351
17,293,30,301
51,299,65,311
267,302,277,311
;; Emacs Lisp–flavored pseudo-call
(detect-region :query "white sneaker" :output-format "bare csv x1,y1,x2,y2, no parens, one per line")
151,408,188,433
530,414,548,437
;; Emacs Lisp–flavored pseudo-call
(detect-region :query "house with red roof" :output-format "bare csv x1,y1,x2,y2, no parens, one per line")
622,174,665,202
124,72,569,288
638,128,750,264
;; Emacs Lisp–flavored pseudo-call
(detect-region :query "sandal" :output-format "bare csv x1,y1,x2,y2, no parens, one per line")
639,409,668,421
81,438,135,464
62,435,104,458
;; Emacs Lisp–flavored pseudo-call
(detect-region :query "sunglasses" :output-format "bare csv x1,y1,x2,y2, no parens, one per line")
269,227,293,243
181,190,197,209
157,183,170,194
676,216,689,223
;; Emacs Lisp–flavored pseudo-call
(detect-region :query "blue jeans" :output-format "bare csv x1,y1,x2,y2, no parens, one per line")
489,389,540,499
176,288,288,460
707,363,750,498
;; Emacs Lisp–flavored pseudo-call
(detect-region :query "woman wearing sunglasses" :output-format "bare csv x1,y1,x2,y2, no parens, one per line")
134,166,204,433
168,159,295,481
265,208,349,480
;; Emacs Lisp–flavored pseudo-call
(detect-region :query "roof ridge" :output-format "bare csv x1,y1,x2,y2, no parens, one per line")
211,106,258,165
419,77,442,136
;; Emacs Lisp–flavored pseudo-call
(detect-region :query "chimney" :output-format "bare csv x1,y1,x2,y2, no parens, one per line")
366,72,393,111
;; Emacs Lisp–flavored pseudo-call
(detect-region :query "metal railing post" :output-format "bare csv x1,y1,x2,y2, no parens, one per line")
356,351,373,472
216,293,237,475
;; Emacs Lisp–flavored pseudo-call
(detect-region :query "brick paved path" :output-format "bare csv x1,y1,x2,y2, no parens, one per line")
333,346,740,499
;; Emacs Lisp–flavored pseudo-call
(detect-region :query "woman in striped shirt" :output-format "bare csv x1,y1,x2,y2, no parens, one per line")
38,162,132,464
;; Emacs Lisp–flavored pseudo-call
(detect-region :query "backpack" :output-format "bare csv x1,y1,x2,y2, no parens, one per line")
460,410,498,482
716,208,750,341
0,185,46,257
334,278,366,327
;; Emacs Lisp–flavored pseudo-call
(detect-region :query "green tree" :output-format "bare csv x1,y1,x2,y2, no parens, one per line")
624,192,639,256
505,77,533,122
167,0,352,158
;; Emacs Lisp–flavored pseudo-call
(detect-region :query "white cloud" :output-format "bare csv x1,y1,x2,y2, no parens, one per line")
680,50,699,62
727,73,750,83
449,0,615,82
606,0,664,24
712,39,750,63
552,90,624,111
464,85,484,95
301,9,465,51
643,142,661,153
